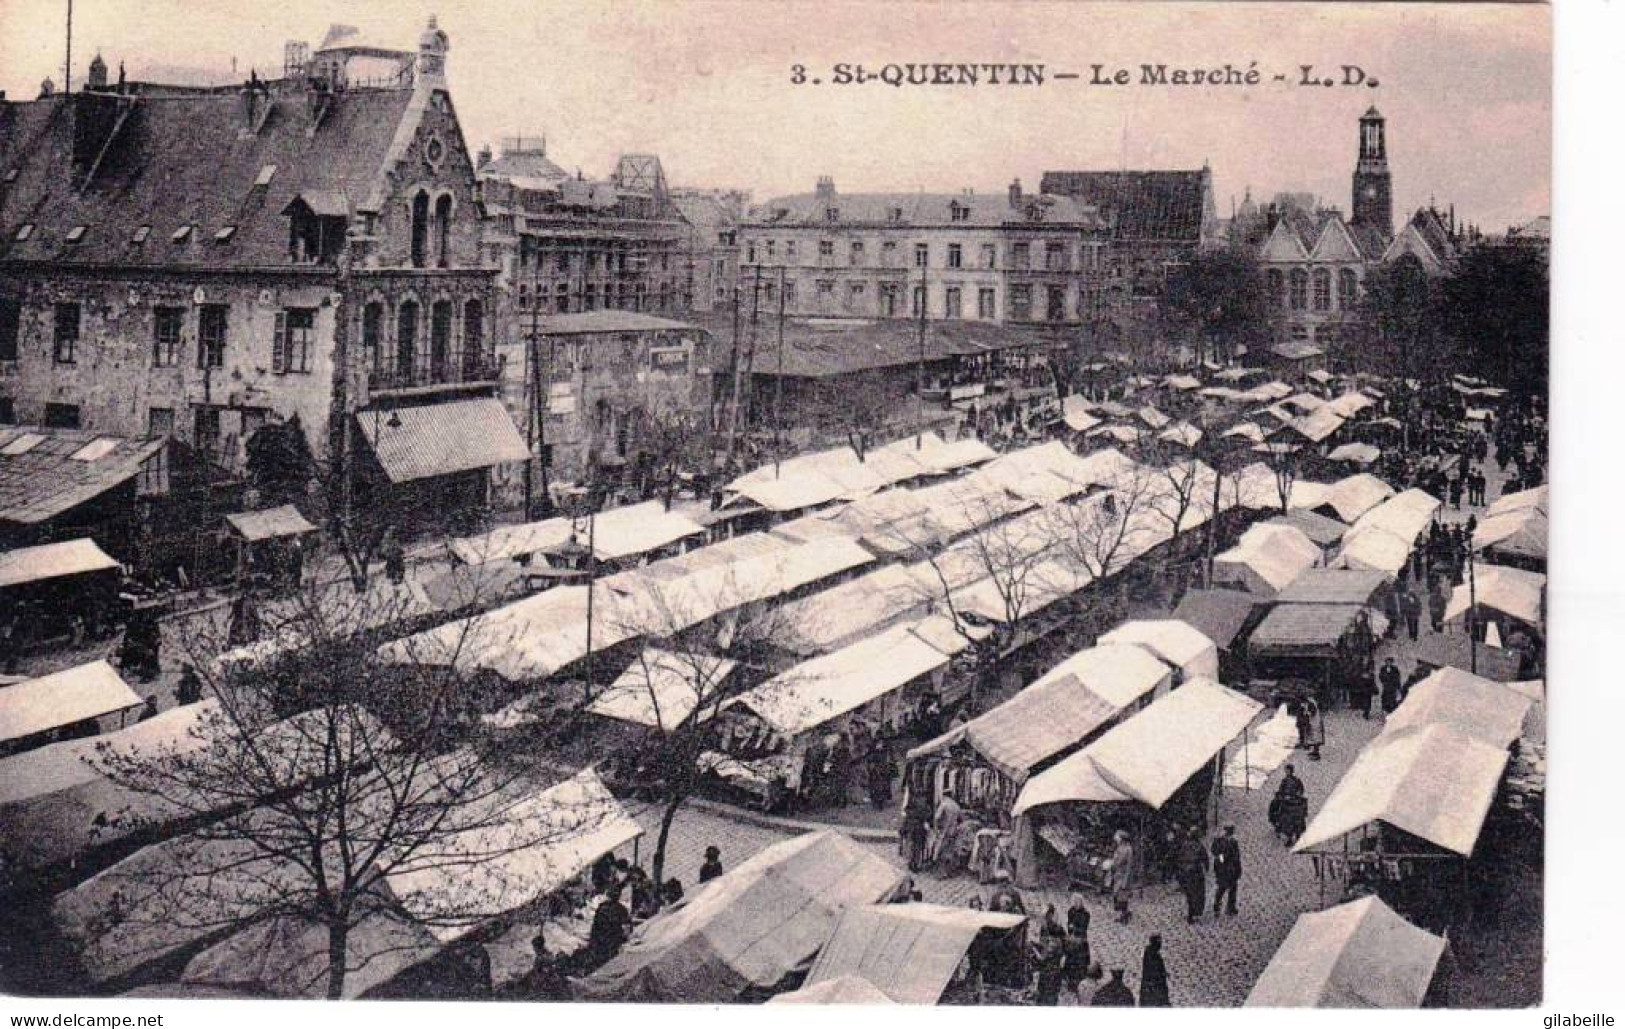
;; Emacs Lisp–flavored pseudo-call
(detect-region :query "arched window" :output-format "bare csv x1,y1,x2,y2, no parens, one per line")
396,301,418,380
362,302,384,374
1266,269,1285,310
462,300,485,377
1288,268,1308,311
409,192,429,269
434,194,453,268
430,299,453,380
1312,268,1332,312
1338,268,1359,310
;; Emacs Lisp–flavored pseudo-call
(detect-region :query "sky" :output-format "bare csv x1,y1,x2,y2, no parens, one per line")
0,0,1550,231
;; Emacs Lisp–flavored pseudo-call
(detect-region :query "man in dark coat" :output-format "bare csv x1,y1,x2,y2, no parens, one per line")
1139,935,1171,1007
1270,765,1309,847
698,845,724,884
1428,577,1450,633
1174,825,1208,923
583,885,632,970
1400,587,1422,641
1379,657,1404,714
1092,968,1136,1007
1349,667,1375,720
1211,825,1242,917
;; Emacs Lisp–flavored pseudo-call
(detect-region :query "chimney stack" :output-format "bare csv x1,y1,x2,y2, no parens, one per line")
1008,178,1022,207
814,175,835,201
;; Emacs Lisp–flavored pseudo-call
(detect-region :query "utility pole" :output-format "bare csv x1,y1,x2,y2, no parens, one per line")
65,0,73,96
1467,542,1479,675
915,261,927,449
774,263,786,479
722,275,745,471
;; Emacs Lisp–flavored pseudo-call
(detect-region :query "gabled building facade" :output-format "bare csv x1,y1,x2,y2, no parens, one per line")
0,20,522,535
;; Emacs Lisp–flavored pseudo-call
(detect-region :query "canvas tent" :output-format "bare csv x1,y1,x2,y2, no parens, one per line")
1246,895,1446,1008
177,909,441,999
0,537,120,589
587,649,737,731
576,830,904,1003
801,904,1027,1004
1319,474,1395,524
1027,643,1173,709
449,500,703,566
1294,724,1509,856
1327,442,1380,466
1265,509,1349,556
0,660,143,749
1013,679,1261,815
1098,620,1220,682
1061,395,1102,432
1171,589,1262,653
1473,508,1547,565
1487,484,1547,519
1384,666,1534,750
1212,523,1321,596
768,975,898,1005
1333,525,1414,577
1444,566,1546,630
1248,603,1368,659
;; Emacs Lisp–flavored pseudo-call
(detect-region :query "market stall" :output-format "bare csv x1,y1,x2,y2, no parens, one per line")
1472,507,1548,572
1245,895,1448,1008
0,538,124,646
1245,599,1377,710
1097,619,1220,684
576,830,904,1003
223,505,318,586
1443,565,1546,648
1293,724,1511,929
1263,510,1350,561
768,975,898,1005
1171,589,1266,681
1212,523,1321,597
801,904,1028,1004
0,660,144,756
1009,679,1262,892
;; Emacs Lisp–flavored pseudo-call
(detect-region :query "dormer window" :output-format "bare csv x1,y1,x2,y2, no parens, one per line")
214,225,237,243
132,225,150,244
825,207,839,222
888,207,904,223
282,192,348,265
14,224,33,242
950,201,970,223
66,225,88,244
172,225,194,244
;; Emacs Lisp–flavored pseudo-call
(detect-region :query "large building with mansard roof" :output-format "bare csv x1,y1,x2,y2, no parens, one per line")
0,18,527,537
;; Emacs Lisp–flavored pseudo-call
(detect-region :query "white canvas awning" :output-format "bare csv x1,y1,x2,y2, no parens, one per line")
0,538,120,589
1487,484,1547,519
451,500,704,566
1385,666,1534,750
1098,620,1220,681
1246,895,1445,1007
1213,523,1321,595
769,975,898,1005
1029,643,1173,709
1351,488,1441,546
224,505,318,542
1061,395,1101,432
1294,724,1508,856
1334,525,1413,576
1327,442,1380,466
1444,565,1546,628
1473,508,1547,562
728,621,952,737
577,830,904,1003
802,904,1026,1004
0,660,144,746
386,767,643,943
1321,474,1395,523
1014,679,1262,815
588,648,737,731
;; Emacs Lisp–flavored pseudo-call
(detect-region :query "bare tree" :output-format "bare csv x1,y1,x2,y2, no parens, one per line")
91,577,618,999
1261,441,1303,515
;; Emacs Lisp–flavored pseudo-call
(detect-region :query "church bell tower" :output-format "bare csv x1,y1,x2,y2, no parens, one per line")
1351,106,1393,240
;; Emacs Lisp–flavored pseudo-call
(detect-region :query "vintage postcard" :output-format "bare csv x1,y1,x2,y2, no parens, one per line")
0,0,1549,1012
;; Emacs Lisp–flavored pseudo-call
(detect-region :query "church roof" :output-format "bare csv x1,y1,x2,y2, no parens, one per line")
1038,170,1209,242
0,86,416,270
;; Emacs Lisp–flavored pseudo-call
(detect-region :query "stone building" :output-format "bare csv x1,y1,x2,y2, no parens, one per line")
738,178,1111,326
0,19,524,536
670,189,744,314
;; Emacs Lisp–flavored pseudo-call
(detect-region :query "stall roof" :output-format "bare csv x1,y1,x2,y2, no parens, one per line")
1222,421,1268,444
223,505,318,543
768,975,898,1005
1473,508,1547,562
1213,523,1321,596
0,427,167,527
1098,620,1220,680
1327,442,1380,466
1171,589,1262,650
1245,895,1446,1008
577,830,904,1003
1158,421,1203,449
1327,391,1377,418
1029,643,1173,709
1295,724,1508,856
1164,374,1203,391
1013,678,1262,814
1287,480,1335,511
386,767,643,943
1334,525,1413,576
803,904,1026,1005
1061,395,1102,432
1266,509,1350,548
0,700,219,808
1384,666,1534,750
180,911,439,1000
0,660,144,746
1350,488,1441,546
730,622,952,737
923,437,999,474
588,649,737,731
771,564,928,655
1321,474,1395,524
907,670,1122,782
1444,565,1546,628
1249,603,1368,657
1487,484,1548,519
1226,462,1288,511
0,538,120,589
1276,568,1390,606
451,500,705,565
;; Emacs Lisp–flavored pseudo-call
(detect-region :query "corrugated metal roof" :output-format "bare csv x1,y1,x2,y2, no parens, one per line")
0,426,166,526
358,398,529,483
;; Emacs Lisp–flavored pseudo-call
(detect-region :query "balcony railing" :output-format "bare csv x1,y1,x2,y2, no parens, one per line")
368,355,504,393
